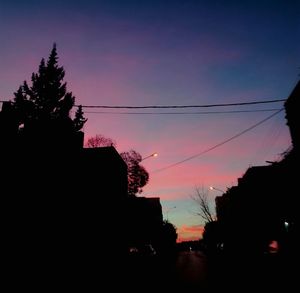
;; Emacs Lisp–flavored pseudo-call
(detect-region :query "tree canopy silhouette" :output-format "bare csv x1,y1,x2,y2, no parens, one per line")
12,43,86,146
86,134,116,148
120,150,149,196
161,220,178,245
73,105,87,132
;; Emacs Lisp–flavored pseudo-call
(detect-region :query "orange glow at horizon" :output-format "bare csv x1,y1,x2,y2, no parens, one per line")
176,225,205,242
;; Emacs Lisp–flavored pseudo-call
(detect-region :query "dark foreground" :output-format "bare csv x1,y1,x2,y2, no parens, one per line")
127,250,297,291
4,250,297,291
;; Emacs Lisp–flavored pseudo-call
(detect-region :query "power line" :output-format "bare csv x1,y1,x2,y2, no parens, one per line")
75,99,285,109
83,109,281,115
249,114,285,164
1,98,286,109
152,108,284,174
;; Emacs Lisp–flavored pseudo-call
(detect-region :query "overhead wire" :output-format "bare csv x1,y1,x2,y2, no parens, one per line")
1,97,288,173
249,114,286,164
75,99,285,109
152,108,284,174
82,109,281,115
1,98,286,111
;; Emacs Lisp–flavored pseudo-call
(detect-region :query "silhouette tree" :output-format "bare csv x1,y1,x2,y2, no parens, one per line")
202,221,223,254
191,187,223,254
161,220,178,244
86,134,116,148
74,105,87,132
156,220,178,257
12,43,86,137
192,187,215,223
120,150,149,196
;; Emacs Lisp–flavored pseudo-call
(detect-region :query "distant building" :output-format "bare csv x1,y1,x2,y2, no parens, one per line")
126,196,163,247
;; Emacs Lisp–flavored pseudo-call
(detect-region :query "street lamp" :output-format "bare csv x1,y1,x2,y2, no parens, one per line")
209,186,225,193
142,152,158,161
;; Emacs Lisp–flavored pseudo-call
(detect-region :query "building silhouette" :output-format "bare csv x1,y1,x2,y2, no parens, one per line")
216,80,299,255
0,45,166,285
126,197,163,248
0,98,165,282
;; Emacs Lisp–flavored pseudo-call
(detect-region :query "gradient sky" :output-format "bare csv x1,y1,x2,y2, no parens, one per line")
1,0,299,242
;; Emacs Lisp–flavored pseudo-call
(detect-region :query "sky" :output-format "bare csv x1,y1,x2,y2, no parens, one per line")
1,0,299,242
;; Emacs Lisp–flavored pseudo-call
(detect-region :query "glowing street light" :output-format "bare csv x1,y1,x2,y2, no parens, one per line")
209,186,225,193
142,152,158,161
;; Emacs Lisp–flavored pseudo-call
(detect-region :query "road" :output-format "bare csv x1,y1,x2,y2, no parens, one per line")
174,250,209,289
122,250,210,290
124,250,294,291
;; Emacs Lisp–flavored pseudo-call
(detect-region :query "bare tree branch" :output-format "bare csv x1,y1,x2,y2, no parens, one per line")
191,186,215,223
85,134,116,148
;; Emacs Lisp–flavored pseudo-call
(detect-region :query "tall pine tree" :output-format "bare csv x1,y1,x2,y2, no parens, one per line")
12,44,86,147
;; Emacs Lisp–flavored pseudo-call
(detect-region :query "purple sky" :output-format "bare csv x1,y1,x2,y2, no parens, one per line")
1,0,299,241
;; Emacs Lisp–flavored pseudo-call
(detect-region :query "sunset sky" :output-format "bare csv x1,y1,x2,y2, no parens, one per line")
1,0,299,241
